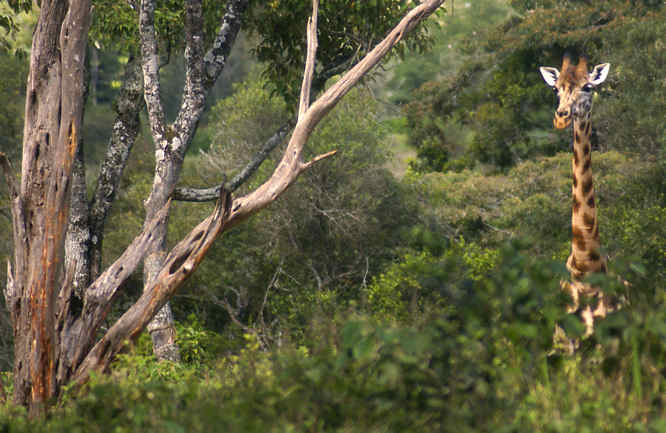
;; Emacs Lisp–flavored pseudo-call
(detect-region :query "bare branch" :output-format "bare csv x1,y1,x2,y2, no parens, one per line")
73,189,232,382
72,0,445,385
299,0,318,120
171,0,205,156
173,121,293,202
171,0,250,156
207,290,253,334
172,185,224,203
301,150,337,170
225,0,445,228
75,200,172,330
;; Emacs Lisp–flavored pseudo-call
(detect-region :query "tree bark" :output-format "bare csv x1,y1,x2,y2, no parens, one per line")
55,54,145,379
9,0,92,413
173,121,293,201
71,0,445,381
139,0,250,361
89,55,144,279
4,0,444,409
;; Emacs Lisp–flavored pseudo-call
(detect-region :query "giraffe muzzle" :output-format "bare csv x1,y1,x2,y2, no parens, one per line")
554,114,571,129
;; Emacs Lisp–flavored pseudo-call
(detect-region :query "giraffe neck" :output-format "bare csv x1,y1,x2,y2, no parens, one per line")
566,116,606,280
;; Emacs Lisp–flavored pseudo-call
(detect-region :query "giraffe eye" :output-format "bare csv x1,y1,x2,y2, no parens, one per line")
582,84,593,92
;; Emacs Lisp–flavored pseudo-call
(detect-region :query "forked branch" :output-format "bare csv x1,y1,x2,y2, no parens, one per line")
72,0,445,383
73,189,232,381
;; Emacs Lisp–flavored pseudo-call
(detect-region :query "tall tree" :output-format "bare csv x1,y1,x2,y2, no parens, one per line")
1,0,445,413
70,0,438,362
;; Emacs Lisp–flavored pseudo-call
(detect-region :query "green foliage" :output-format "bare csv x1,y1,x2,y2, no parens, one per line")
175,314,227,366
4,241,663,432
90,0,226,52
0,49,26,157
0,2,663,430
0,0,31,52
366,238,499,322
248,0,438,104
366,251,437,321
403,0,665,172
386,0,511,104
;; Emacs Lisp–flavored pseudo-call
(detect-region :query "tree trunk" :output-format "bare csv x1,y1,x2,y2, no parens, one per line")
7,0,92,413
2,0,444,411
138,0,250,361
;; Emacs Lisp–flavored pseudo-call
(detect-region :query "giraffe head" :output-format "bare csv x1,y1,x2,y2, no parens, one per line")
539,55,610,129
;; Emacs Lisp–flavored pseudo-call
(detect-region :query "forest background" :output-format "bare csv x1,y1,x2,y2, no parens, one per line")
0,0,664,431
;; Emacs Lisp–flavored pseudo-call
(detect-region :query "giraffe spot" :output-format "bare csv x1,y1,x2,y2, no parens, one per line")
588,250,601,262
582,177,593,196
573,149,579,166
572,226,586,250
572,195,581,213
583,212,595,228
574,131,580,143
587,196,595,208
593,224,599,239
582,157,591,172
573,174,578,188
576,259,591,273
585,122,591,136
583,143,590,156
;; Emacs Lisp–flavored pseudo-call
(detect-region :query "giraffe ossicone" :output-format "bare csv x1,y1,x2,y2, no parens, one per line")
538,55,613,341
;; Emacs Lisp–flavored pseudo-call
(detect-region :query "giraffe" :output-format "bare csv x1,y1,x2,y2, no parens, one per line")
539,54,611,337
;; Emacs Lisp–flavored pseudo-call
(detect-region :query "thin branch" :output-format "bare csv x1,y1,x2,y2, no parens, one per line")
299,0,318,120
206,290,252,334
301,150,337,170
229,121,293,191
173,120,293,202
258,264,281,331
226,0,445,227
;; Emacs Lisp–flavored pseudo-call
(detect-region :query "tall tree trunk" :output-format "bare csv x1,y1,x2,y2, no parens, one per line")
7,0,92,413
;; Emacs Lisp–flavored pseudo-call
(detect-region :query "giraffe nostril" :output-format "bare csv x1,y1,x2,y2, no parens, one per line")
557,110,570,118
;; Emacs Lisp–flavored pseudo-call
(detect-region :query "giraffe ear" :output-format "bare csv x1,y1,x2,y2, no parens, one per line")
589,63,610,85
539,67,559,87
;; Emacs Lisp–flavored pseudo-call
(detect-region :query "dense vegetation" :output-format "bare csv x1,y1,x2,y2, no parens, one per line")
0,0,664,431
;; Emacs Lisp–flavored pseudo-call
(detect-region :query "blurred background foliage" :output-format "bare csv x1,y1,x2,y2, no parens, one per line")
0,0,664,431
